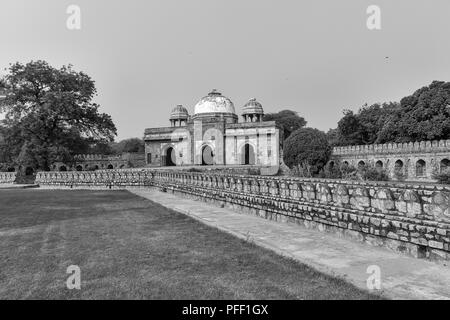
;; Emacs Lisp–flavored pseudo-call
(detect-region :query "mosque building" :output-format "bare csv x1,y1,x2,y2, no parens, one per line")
144,89,282,169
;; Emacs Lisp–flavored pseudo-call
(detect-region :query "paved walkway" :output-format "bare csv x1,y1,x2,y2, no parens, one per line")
130,188,450,300
0,184,39,189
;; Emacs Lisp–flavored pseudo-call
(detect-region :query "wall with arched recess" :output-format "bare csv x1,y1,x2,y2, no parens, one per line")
36,169,450,262
330,139,450,181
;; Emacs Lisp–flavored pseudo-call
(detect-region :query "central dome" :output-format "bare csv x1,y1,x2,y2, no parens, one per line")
194,89,236,115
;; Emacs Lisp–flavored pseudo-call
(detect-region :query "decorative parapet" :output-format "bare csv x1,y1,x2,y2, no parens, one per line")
36,169,450,261
0,172,17,184
74,153,145,161
332,140,450,156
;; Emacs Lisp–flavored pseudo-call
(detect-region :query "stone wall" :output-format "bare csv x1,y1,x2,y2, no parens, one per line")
0,172,16,184
36,169,450,262
331,139,450,182
49,153,145,172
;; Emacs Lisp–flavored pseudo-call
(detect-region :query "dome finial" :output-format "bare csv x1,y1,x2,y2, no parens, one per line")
209,89,221,95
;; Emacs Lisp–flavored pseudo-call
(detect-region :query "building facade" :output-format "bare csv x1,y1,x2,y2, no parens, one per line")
144,90,282,169
331,140,450,181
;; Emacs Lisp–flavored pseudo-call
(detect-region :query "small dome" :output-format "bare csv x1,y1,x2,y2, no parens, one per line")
242,98,264,115
170,104,189,120
194,89,235,115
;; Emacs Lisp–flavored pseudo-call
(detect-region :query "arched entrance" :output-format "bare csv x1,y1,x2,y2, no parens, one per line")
416,160,426,177
107,164,114,169
59,165,67,172
76,165,83,171
25,167,34,176
441,159,450,173
358,161,366,169
241,143,255,165
202,145,214,165
164,147,176,166
375,160,383,171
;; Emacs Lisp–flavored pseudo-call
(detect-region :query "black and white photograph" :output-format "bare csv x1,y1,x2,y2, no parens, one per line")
1,0,450,307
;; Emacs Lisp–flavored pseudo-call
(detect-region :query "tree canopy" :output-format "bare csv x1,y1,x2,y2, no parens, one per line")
111,138,145,154
263,109,307,140
331,81,450,146
283,127,331,175
0,60,117,171
378,81,450,143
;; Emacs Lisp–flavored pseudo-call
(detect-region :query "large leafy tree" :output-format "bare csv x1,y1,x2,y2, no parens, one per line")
0,60,117,171
283,127,331,174
263,110,307,140
377,81,450,143
111,138,145,154
333,81,450,145
334,102,399,146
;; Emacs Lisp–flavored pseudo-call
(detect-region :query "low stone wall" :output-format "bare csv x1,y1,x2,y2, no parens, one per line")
0,172,16,184
36,169,450,262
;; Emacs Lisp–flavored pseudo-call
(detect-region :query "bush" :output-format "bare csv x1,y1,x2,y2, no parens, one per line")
283,128,331,175
320,163,389,182
393,169,406,181
433,169,450,184
358,165,389,181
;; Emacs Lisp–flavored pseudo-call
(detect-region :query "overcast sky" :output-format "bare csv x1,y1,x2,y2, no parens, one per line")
1,0,450,140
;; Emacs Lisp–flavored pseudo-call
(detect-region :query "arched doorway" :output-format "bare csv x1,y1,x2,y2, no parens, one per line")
440,159,450,173
375,160,383,171
358,161,366,169
107,164,114,170
76,165,83,171
416,160,426,177
241,143,255,165
395,160,404,171
202,145,214,165
165,147,176,166
25,167,34,176
59,165,67,172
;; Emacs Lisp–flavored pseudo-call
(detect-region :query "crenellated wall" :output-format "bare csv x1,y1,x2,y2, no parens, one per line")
333,139,450,156
36,169,450,262
0,172,16,184
331,139,450,182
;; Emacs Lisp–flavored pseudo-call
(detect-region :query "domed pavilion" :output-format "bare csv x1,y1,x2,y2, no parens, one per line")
144,90,281,168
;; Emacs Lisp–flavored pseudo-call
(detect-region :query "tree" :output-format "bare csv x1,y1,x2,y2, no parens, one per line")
263,110,307,139
334,102,399,146
333,81,450,145
111,138,145,154
0,60,117,171
377,81,450,143
326,128,341,147
336,109,364,145
283,127,331,175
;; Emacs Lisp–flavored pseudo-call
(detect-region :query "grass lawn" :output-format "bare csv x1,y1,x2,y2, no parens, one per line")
0,189,382,299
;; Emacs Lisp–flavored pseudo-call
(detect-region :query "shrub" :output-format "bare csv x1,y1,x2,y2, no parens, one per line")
433,168,450,184
283,128,331,175
358,165,389,181
393,169,406,181
320,163,389,181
